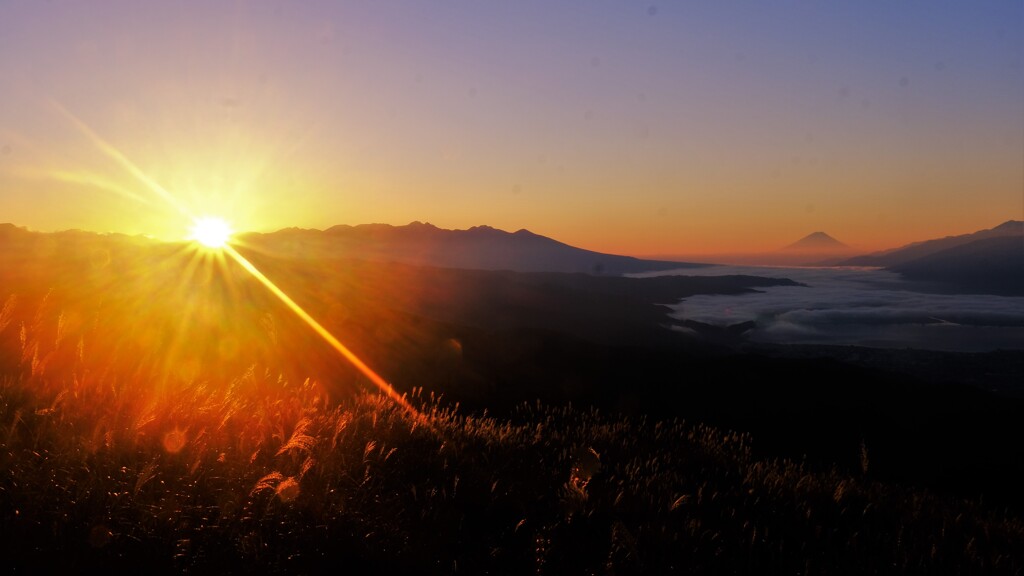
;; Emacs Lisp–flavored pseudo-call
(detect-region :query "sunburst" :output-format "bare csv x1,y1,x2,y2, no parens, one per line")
189,217,233,249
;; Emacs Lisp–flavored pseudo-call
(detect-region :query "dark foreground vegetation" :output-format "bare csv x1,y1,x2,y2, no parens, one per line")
1,229,1024,573
1,301,1023,574
4,374,1024,574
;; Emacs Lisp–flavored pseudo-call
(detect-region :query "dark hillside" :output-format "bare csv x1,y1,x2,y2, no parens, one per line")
843,220,1023,268
889,236,1024,295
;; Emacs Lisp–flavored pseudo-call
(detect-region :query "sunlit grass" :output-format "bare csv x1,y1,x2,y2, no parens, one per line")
1,297,1023,573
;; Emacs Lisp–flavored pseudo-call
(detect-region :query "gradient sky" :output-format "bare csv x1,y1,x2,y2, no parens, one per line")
0,1,1021,256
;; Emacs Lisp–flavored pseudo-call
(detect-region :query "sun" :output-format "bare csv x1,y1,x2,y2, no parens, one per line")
189,217,233,248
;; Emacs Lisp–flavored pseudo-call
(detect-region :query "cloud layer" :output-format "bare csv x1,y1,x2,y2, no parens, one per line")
643,266,1024,352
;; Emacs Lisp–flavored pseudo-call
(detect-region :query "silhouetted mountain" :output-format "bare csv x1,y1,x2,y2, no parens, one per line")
0,223,158,275
889,235,1024,295
238,222,707,275
782,231,849,252
842,220,1024,267
719,231,858,266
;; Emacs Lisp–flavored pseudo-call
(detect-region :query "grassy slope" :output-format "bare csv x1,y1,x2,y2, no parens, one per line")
2,366,1023,574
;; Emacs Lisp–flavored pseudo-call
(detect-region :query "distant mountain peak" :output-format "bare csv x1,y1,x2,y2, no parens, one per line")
407,221,438,229
992,220,1023,233
782,231,849,252
467,224,498,233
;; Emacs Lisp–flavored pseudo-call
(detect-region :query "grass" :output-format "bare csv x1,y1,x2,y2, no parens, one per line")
1,296,1023,574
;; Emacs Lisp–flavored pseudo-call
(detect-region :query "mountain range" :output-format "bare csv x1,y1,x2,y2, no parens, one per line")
237,221,706,275
838,220,1024,295
3,219,1021,293
841,220,1023,267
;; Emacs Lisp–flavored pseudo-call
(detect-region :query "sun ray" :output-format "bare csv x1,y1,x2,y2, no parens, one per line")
36,169,156,205
224,245,423,421
48,97,193,220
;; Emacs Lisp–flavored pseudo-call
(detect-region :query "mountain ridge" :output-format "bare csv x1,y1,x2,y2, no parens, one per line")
238,221,708,275
888,235,1024,295
841,220,1023,267
824,220,1024,295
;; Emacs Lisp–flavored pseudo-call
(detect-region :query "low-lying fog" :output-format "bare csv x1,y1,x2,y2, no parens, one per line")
631,266,1024,352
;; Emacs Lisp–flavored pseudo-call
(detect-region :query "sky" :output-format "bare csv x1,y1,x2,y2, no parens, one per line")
0,1,1021,256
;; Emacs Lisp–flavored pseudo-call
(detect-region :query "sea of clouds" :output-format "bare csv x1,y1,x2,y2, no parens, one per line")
632,266,1024,352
